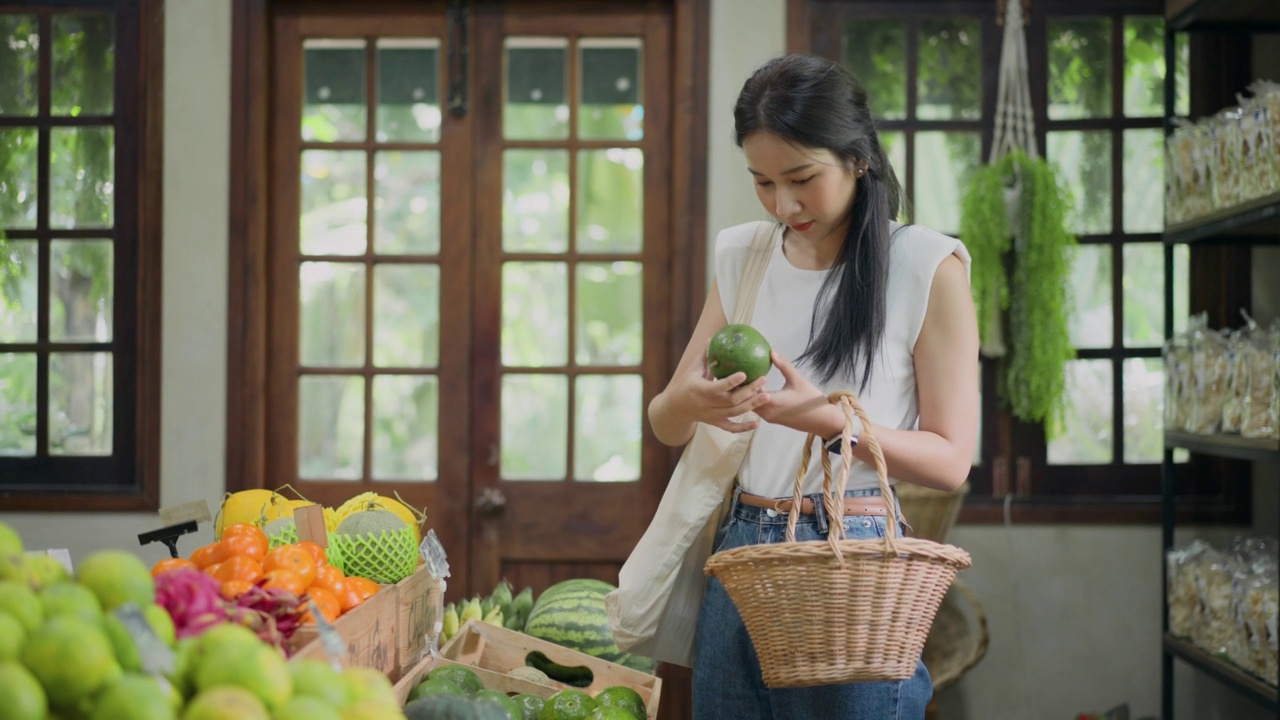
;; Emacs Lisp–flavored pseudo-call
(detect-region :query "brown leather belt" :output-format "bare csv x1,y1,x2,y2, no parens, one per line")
737,491,890,517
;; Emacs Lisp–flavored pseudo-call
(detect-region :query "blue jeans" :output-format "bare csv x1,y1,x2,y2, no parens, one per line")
692,487,933,720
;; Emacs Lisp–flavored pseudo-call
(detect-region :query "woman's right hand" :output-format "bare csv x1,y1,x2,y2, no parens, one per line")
662,348,770,433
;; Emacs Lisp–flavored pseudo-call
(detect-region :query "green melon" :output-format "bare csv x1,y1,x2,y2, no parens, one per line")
706,323,772,384
331,511,417,585
524,580,657,674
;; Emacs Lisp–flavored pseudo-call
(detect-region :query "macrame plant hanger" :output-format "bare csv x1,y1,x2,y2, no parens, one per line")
982,0,1036,357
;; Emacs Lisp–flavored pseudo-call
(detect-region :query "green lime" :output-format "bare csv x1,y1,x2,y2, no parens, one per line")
476,688,524,718
513,694,546,720
409,676,464,701
21,615,123,713
426,663,484,695
0,662,47,720
89,674,177,720
0,582,42,633
538,689,597,720
273,696,342,720
342,666,399,707
592,686,645,720
183,686,270,720
289,657,348,706
75,550,156,611
39,581,103,622
0,521,22,556
0,612,25,662
707,324,772,383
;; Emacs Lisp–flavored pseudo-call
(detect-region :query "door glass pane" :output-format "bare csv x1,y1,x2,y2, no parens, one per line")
52,13,114,116
913,131,979,234
372,375,438,481
376,39,440,143
49,240,112,342
301,149,367,256
1048,131,1112,235
50,126,113,229
49,351,111,456
1124,129,1163,233
1067,244,1111,349
1123,17,1164,118
1048,18,1111,120
503,262,566,367
1123,243,1163,348
917,18,981,120
577,149,642,253
575,374,641,482
1047,359,1113,465
0,128,37,228
1174,34,1190,118
0,15,38,116
300,262,366,368
299,375,364,479
576,262,641,366
503,149,569,252
0,240,37,342
579,39,643,141
373,264,439,368
1124,358,1164,463
375,150,440,255
501,374,567,479
505,38,569,141
303,40,367,142
841,19,906,120
0,353,36,456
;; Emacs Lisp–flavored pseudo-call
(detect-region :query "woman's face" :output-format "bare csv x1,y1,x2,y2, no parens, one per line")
742,131,858,246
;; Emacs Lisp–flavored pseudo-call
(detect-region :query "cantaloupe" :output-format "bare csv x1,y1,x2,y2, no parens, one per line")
332,510,418,584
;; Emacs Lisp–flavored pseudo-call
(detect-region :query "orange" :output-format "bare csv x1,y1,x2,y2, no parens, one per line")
221,533,269,562
295,541,328,567
262,569,308,597
212,556,263,585
262,546,317,587
335,577,380,612
151,557,197,578
219,580,255,600
301,587,340,623
204,562,225,579
310,565,348,597
221,523,268,544
189,544,220,569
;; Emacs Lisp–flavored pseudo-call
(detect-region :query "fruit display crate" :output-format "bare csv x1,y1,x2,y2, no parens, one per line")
288,562,444,682
426,619,663,720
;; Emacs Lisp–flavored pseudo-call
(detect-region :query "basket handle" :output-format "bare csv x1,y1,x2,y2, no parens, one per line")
786,391,901,562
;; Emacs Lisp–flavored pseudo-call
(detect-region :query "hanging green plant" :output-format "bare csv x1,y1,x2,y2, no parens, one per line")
961,150,1076,432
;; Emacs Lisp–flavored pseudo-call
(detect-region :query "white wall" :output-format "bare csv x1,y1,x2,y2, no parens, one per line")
2,2,1275,718
1,0,232,567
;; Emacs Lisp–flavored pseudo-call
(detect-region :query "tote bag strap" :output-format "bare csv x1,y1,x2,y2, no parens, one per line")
732,222,779,324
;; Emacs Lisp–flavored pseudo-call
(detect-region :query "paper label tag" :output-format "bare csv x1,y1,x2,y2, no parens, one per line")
420,529,450,579
310,600,346,671
115,602,176,678
159,500,212,527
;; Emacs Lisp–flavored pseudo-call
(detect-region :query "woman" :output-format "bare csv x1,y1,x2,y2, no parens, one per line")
647,54,979,718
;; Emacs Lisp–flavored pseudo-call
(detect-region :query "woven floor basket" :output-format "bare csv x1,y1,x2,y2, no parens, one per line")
703,391,972,688
896,481,969,544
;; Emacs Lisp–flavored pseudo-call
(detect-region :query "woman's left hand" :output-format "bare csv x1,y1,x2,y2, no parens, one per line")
754,352,841,437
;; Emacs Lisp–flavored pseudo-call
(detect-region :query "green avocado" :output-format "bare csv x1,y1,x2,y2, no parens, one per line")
706,324,772,383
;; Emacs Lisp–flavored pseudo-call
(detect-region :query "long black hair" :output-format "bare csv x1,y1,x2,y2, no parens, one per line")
733,53,902,391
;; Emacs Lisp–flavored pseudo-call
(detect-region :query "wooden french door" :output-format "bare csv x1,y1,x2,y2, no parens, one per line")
258,0,678,600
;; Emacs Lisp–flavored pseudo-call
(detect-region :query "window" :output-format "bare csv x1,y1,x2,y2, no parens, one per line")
796,0,1240,522
0,0,162,511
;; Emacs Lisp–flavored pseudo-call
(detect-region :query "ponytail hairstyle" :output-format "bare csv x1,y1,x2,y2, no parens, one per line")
733,53,902,391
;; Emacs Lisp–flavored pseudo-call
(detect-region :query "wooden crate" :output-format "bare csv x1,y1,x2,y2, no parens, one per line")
288,579,400,678
434,620,662,720
395,564,446,671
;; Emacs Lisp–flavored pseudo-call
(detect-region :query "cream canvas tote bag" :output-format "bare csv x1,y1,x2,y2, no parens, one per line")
606,221,776,667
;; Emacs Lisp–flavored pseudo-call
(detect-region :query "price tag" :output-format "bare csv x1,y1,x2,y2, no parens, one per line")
419,529,450,579
115,602,176,678
310,600,346,672
159,500,212,527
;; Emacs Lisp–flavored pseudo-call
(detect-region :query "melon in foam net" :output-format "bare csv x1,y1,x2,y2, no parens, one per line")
332,510,419,585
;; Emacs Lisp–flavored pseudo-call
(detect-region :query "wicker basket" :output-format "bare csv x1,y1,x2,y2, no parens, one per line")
703,391,972,688
896,481,969,544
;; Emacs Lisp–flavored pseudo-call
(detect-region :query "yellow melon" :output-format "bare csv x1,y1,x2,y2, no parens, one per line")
215,489,285,539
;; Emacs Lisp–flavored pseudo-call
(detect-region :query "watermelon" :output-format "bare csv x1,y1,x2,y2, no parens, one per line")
523,579,658,674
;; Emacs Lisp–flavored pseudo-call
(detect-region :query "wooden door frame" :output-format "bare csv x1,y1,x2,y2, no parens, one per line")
225,0,709,514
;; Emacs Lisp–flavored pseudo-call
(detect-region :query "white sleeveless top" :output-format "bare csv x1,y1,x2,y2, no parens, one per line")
714,220,972,497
